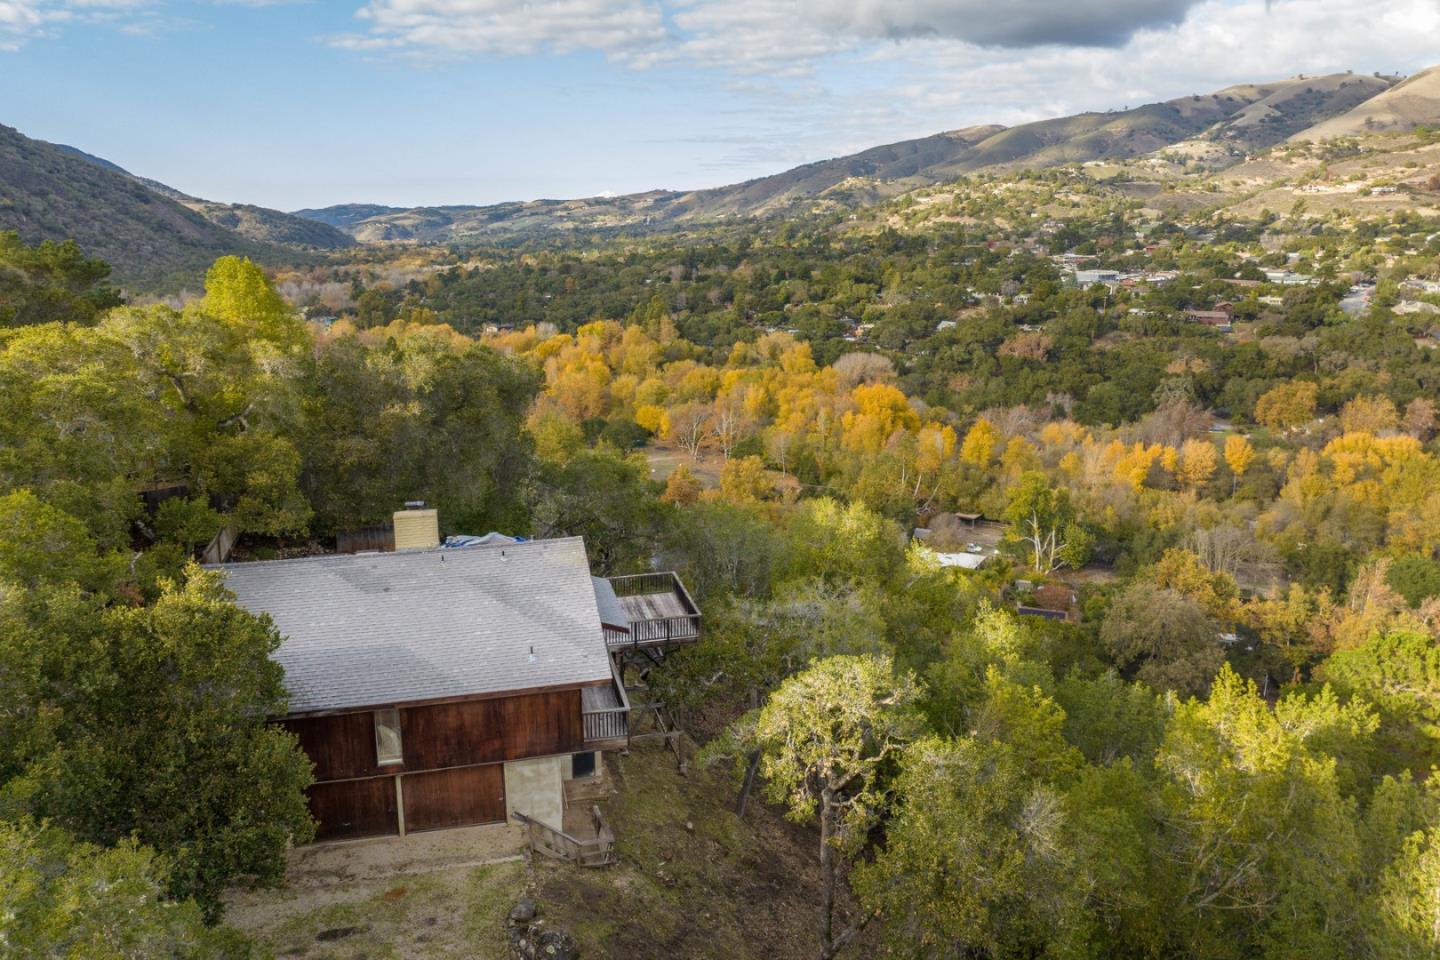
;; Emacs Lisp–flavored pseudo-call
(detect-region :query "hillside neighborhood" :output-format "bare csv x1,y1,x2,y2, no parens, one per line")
4,22,1440,959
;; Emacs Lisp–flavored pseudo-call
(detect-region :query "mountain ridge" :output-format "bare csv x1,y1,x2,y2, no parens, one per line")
0,124,286,289
291,70,1415,243
52,143,355,251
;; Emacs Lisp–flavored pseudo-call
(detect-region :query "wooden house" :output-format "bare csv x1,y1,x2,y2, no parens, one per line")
215,511,699,843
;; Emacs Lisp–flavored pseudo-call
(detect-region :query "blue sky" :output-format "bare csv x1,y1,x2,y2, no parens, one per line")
2,0,1437,210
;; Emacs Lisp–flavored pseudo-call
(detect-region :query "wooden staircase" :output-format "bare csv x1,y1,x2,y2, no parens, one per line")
513,805,615,868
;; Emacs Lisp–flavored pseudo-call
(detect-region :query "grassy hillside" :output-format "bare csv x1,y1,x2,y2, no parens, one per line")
1294,66,1440,140
290,203,407,228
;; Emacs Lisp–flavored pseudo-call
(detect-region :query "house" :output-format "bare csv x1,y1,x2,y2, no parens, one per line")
1073,268,1120,286
1017,605,1070,621
931,551,990,570
1186,308,1234,331
214,509,699,843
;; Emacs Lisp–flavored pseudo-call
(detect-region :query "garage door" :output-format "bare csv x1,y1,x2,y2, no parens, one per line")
402,765,506,832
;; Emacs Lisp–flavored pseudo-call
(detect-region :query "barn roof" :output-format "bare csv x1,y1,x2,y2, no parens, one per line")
212,537,612,716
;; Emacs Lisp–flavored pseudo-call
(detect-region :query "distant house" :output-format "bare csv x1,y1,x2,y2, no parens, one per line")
1073,269,1121,286
214,509,699,843
1017,605,1070,621
932,551,990,570
1186,308,1234,331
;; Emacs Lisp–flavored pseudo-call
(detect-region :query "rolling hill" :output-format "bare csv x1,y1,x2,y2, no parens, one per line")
53,143,354,251
1292,65,1440,140
1,127,351,289
1,125,272,288
293,71,1411,243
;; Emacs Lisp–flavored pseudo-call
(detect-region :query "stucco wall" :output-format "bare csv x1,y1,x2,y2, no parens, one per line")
504,755,565,828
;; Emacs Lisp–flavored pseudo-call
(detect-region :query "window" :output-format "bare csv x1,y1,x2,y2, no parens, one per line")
374,708,402,766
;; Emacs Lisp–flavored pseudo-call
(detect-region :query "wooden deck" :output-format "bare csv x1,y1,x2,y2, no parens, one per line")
581,675,629,746
616,591,690,622
581,685,623,711
605,572,702,651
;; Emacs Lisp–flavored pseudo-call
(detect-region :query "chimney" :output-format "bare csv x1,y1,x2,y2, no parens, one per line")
393,502,440,551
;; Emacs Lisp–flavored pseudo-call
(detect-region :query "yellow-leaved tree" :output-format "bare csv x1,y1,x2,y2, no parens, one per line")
1224,434,1255,493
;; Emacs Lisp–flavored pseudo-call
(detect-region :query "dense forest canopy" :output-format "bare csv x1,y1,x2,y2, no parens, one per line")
2,169,1440,958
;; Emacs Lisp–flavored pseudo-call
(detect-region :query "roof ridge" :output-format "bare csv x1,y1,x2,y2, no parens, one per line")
206,535,585,570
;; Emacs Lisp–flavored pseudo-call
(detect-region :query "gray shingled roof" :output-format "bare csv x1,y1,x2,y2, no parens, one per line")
212,537,611,715
591,577,628,631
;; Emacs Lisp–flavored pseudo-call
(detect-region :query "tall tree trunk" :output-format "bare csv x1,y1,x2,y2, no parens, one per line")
818,790,837,960
736,748,761,818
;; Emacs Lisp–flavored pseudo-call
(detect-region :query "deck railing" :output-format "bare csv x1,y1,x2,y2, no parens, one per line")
621,615,701,647
604,571,702,650
513,806,615,867
583,707,629,743
608,571,685,598
582,661,631,745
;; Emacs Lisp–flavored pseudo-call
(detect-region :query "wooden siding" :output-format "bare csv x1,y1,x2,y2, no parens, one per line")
284,689,583,784
402,765,506,832
284,712,389,782
336,524,395,554
285,688,583,842
309,777,398,841
399,690,583,771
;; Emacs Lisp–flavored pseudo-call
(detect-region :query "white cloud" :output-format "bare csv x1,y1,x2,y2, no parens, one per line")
0,0,149,47
329,0,1210,69
875,0,1440,127
610,0,1440,193
330,0,667,58
692,0,1200,49
326,0,1440,90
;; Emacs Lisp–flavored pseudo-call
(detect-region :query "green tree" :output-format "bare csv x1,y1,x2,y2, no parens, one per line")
0,231,120,328
0,321,160,546
785,497,905,585
1386,556,1440,608
0,818,252,958
1367,828,1440,959
104,303,310,537
200,256,299,347
303,333,539,535
0,567,315,917
0,490,123,593
744,655,923,959
854,735,1084,958
1001,472,1087,573
1101,582,1224,696
528,446,664,574
1321,630,1440,774
1154,666,1370,959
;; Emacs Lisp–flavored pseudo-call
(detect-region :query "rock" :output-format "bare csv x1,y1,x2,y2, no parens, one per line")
537,929,579,959
508,908,578,959
316,926,367,942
